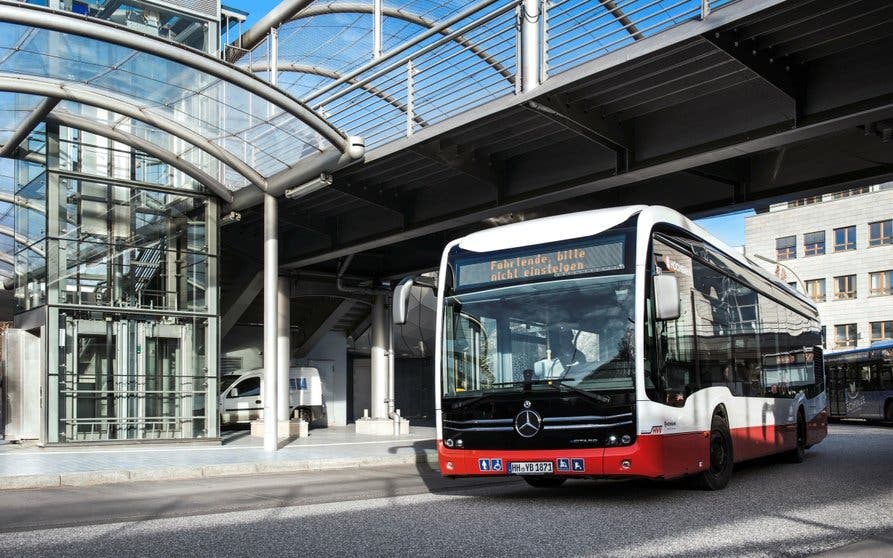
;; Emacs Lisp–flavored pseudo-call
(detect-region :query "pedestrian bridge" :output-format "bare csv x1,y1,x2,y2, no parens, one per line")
222,0,893,287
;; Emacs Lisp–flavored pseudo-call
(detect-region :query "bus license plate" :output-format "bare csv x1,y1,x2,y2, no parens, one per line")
509,461,554,475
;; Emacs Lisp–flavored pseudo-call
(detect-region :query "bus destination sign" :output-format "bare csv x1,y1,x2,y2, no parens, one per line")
456,237,625,289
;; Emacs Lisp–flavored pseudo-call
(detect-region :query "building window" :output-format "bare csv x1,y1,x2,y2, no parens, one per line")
870,270,893,296
788,195,822,208
832,186,869,199
871,321,893,342
835,324,857,348
804,231,825,256
805,279,826,302
834,225,856,252
869,219,892,246
834,275,857,300
776,235,796,260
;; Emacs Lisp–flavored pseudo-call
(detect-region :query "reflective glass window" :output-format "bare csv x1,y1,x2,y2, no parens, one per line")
834,225,856,251
804,231,825,256
776,235,796,260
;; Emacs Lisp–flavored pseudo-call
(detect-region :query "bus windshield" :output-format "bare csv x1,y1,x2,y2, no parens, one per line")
442,274,636,398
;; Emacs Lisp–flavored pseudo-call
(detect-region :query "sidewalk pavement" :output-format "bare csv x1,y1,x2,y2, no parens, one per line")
0,426,437,490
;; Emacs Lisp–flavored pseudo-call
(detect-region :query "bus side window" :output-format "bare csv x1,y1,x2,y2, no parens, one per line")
649,237,697,407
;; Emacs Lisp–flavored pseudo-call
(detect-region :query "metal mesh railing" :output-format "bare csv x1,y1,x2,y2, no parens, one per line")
545,0,709,77
242,0,737,150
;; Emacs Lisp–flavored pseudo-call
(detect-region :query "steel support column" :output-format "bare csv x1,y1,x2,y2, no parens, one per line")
263,193,278,451
373,0,382,59
520,0,541,92
370,294,388,419
277,276,290,422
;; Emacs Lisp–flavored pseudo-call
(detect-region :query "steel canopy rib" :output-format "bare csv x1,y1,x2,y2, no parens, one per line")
0,75,267,191
45,112,234,203
0,1,349,153
0,97,59,158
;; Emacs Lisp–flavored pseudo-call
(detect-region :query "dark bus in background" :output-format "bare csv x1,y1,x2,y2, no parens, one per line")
825,340,893,421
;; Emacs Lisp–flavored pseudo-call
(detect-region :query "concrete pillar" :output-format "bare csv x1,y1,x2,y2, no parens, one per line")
277,276,290,422
370,294,388,419
520,0,541,93
263,193,278,451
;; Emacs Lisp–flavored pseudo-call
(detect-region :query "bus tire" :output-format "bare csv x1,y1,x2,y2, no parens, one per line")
296,407,312,424
786,410,806,463
523,477,567,488
693,413,733,491
885,400,893,423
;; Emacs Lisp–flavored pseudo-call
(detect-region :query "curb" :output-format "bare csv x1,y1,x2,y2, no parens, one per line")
0,450,438,491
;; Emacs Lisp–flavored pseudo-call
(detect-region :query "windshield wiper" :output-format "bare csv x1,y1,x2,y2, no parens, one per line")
527,379,612,404
448,390,508,410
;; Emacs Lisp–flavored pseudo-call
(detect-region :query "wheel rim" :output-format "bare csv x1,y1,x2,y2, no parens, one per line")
710,430,727,475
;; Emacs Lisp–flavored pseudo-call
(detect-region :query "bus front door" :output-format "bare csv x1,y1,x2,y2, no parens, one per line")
828,365,846,417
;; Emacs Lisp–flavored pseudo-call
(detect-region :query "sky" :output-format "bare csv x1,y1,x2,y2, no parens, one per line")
223,0,752,248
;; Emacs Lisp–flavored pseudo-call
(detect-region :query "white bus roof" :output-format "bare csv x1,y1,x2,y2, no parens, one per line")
455,205,815,309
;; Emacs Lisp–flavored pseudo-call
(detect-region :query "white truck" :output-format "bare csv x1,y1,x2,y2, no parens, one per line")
219,367,326,426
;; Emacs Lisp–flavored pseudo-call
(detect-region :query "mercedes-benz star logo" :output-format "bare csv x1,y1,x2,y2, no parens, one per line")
514,409,542,438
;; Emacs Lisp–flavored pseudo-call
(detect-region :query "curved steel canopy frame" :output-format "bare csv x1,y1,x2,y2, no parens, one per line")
0,75,268,192
0,2,348,152
0,1,363,206
45,112,233,203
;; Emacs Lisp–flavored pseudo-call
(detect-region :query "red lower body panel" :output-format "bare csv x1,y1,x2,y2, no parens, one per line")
440,417,828,480
439,434,709,480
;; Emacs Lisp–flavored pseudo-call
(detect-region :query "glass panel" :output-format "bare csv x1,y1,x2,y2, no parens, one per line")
806,279,826,302
834,275,857,300
869,220,893,246
870,271,892,296
834,226,856,251
442,274,636,398
803,231,825,256
53,312,213,442
14,241,46,312
14,171,46,245
648,238,696,407
0,20,332,192
776,235,796,260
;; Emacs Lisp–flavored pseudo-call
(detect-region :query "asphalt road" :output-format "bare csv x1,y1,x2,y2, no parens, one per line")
0,422,890,558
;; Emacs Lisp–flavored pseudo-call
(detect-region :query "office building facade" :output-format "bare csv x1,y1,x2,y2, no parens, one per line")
744,184,893,350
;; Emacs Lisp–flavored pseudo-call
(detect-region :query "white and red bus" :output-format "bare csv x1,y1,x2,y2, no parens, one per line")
396,205,827,489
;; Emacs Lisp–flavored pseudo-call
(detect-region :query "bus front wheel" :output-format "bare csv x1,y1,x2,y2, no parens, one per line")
693,413,733,491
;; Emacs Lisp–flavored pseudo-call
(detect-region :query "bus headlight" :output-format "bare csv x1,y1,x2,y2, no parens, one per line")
621,434,631,444
607,435,618,446
456,439,464,448
445,438,454,448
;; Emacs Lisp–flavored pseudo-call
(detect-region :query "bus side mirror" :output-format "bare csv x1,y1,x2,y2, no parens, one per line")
653,274,681,321
393,276,415,325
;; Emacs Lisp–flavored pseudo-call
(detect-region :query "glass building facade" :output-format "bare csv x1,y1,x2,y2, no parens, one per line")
14,121,219,443
11,0,221,443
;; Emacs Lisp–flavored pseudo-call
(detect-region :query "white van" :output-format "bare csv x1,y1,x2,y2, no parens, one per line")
219,367,326,426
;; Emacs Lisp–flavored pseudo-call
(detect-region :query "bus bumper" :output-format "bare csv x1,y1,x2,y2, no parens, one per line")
437,435,685,479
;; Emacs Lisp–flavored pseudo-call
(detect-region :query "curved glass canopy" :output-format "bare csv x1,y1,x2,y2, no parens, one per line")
0,1,358,200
